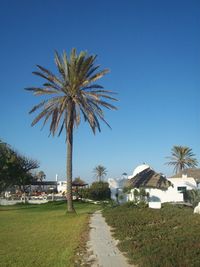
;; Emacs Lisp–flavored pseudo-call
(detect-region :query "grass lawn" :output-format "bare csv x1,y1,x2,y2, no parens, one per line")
103,203,200,267
0,201,99,267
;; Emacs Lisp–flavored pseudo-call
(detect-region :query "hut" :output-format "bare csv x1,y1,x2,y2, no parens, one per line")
127,164,185,203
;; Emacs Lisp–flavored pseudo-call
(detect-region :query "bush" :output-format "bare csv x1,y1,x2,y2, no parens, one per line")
89,181,111,200
184,189,200,207
80,182,111,201
79,188,90,199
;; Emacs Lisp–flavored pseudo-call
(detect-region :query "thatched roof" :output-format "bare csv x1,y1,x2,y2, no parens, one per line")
72,181,88,187
171,168,200,182
129,168,172,190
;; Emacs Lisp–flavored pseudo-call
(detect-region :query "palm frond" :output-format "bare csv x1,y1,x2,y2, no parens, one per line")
82,69,109,87
29,100,48,114
36,65,62,85
54,50,66,80
25,87,59,96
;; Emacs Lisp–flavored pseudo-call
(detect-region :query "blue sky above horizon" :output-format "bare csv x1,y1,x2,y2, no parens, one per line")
1,0,200,183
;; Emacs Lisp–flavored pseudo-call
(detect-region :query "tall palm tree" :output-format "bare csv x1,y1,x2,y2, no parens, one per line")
25,49,117,212
93,165,107,182
166,145,198,174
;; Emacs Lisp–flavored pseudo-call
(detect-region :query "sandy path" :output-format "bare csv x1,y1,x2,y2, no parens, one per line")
86,210,134,267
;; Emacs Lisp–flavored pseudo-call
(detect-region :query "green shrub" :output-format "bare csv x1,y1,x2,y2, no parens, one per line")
103,203,200,267
123,201,137,208
184,189,200,207
89,181,111,200
79,188,90,199
79,182,111,201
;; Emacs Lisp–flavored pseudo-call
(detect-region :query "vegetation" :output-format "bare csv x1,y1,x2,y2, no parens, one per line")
93,165,107,182
80,181,111,200
0,140,14,191
34,170,46,181
73,176,86,185
26,48,117,212
0,201,99,267
123,183,149,203
166,145,198,174
0,139,40,193
103,204,200,267
185,189,200,207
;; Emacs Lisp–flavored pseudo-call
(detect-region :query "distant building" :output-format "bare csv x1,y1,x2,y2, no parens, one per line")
27,181,57,193
57,181,67,193
171,168,200,185
57,180,88,194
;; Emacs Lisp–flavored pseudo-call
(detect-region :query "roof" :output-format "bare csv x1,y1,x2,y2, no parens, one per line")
129,167,172,190
72,182,88,187
171,168,200,181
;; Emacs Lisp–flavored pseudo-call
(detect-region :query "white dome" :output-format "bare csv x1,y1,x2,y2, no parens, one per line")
128,164,150,179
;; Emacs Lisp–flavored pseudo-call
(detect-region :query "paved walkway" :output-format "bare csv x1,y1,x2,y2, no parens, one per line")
86,211,134,267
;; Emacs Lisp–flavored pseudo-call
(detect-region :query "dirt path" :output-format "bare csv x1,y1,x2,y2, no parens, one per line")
86,210,134,267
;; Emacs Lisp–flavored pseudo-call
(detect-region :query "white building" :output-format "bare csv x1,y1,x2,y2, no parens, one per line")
108,178,128,203
57,181,67,193
108,164,198,205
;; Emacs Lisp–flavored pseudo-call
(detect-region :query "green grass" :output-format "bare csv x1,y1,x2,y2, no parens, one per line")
0,201,99,267
103,203,200,267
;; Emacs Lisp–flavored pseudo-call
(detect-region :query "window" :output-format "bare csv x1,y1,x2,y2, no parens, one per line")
177,186,186,192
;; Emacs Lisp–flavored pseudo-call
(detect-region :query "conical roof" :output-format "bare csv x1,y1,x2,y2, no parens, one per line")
129,167,171,190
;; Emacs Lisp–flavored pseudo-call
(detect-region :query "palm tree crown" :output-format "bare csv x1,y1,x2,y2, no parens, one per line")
26,48,117,212
166,145,198,174
93,165,107,182
26,49,117,135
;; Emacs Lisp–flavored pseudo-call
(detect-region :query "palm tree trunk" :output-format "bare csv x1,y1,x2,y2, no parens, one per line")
66,123,75,213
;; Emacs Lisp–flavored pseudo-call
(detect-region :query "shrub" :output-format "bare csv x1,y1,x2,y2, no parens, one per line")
79,188,90,199
79,182,111,201
184,189,200,207
89,181,111,200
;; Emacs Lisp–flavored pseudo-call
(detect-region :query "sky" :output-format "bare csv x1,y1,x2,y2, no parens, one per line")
0,0,200,183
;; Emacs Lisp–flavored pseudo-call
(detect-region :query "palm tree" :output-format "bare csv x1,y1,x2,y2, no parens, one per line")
93,165,107,182
166,145,198,174
25,48,117,212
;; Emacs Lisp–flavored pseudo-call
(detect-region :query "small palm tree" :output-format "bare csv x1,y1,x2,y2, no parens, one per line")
166,145,198,174
26,49,117,212
93,165,107,182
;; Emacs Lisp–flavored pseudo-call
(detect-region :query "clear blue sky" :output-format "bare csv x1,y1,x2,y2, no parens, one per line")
1,0,200,183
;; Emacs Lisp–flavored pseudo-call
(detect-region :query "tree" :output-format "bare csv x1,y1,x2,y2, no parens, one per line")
93,165,107,182
0,140,15,191
0,139,39,193
25,49,117,212
35,171,46,182
13,153,40,192
73,176,86,185
166,145,198,174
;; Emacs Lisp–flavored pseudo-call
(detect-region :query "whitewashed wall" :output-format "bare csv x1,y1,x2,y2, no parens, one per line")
128,187,183,203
